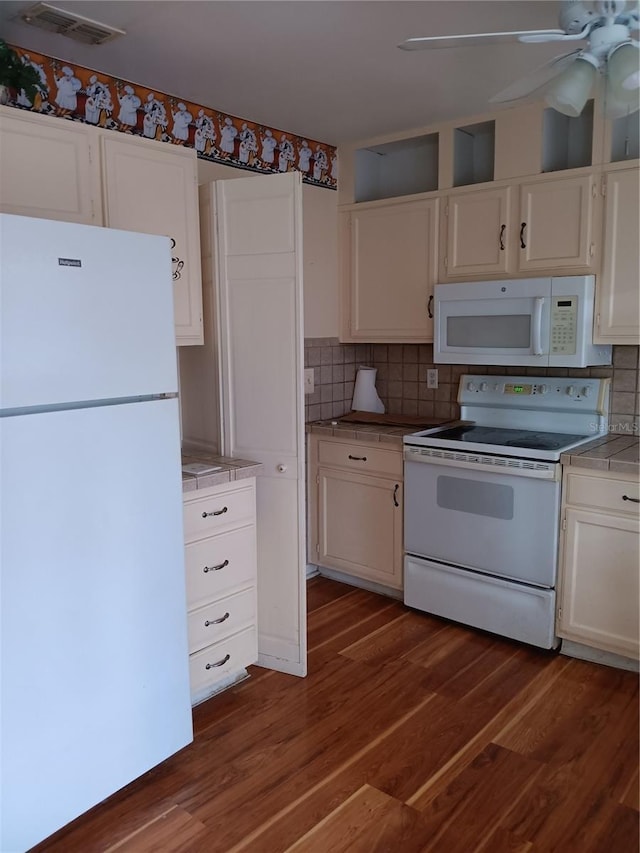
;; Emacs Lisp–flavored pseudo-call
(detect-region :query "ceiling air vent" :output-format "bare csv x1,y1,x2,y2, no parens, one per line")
19,2,126,45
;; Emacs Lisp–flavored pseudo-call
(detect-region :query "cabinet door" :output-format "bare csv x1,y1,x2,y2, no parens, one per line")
318,467,403,590
0,106,99,224
343,199,437,342
442,187,511,279
518,175,595,272
100,134,203,345
559,507,640,659
595,168,640,344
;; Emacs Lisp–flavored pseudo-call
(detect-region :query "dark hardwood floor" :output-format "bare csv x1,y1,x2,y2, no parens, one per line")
32,577,639,852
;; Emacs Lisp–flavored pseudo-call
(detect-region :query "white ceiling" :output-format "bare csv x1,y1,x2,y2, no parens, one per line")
0,1,567,145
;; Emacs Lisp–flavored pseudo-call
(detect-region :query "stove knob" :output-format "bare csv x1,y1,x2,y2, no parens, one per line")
582,385,592,398
538,384,549,395
567,385,576,396
480,382,489,392
467,381,477,392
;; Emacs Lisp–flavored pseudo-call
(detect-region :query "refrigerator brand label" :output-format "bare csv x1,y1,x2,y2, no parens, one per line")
58,258,82,267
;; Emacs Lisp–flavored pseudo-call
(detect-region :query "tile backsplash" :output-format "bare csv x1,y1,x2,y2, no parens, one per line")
304,338,639,434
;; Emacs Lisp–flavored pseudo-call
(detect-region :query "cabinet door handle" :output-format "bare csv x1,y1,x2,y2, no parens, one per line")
622,495,640,503
427,294,434,319
202,506,228,518
203,559,229,573
393,484,399,507
499,224,506,250
520,222,527,249
205,654,230,670
205,612,230,626
348,454,367,461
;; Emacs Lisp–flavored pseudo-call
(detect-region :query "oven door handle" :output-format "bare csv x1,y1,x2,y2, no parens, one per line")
532,297,545,356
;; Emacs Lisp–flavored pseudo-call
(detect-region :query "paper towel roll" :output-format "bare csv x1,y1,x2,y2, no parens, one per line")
351,366,385,413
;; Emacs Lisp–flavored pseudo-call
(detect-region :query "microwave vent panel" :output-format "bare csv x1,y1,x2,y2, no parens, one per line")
19,3,126,45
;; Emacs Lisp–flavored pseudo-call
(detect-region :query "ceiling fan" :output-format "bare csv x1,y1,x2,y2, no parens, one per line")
398,1,640,118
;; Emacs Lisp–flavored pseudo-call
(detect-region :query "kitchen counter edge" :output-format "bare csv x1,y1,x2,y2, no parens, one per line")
181,452,263,493
560,434,639,475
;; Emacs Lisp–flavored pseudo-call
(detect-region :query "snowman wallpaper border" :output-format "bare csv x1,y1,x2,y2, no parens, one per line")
6,44,338,189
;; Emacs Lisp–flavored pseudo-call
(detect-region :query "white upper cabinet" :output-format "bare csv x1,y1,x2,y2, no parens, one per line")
0,106,100,225
442,186,512,279
0,107,203,346
341,197,438,342
99,133,203,346
440,173,596,281
595,166,640,345
517,174,596,273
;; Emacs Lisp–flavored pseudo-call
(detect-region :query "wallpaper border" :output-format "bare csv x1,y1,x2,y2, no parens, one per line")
6,43,338,190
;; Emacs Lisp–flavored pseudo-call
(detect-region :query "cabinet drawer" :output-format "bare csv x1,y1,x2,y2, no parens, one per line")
185,526,256,608
183,485,255,541
565,472,640,516
188,588,256,654
189,627,258,694
318,440,402,477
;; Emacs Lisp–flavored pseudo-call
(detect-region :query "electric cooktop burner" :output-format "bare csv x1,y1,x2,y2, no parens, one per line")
428,425,589,452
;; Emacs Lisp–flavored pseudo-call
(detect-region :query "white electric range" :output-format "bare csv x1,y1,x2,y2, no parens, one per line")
403,374,610,649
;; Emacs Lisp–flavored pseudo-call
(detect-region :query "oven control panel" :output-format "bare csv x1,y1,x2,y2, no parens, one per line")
459,375,609,413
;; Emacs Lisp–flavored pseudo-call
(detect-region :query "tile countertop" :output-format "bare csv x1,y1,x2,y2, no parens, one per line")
306,420,450,447
560,434,640,476
181,452,263,493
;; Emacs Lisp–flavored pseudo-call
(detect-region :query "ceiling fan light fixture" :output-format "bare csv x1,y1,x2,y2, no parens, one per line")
607,42,640,106
544,54,597,117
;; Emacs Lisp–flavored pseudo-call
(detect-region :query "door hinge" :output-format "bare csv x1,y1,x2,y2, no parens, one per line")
589,242,595,258
601,176,607,196
557,607,563,621
315,543,320,554
561,517,567,531
592,182,598,199
595,312,601,330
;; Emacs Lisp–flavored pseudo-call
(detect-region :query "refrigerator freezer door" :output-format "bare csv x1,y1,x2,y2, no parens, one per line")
0,398,192,853
0,214,178,410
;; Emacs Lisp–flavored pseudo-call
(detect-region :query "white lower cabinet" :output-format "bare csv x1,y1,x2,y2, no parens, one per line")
308,433,404,592
183,479,258,704
558,468,640,660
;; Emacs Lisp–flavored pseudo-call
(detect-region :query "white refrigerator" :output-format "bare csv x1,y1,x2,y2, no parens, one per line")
0,214,193,852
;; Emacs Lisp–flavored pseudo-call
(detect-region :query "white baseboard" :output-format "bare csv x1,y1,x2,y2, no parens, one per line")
560,639,639,672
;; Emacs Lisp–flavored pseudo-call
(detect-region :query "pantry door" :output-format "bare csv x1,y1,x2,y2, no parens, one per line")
215,172,306,677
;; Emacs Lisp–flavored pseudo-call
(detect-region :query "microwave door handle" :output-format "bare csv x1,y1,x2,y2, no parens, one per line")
533,297,545,355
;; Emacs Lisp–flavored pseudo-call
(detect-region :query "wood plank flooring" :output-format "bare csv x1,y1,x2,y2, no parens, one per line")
31,577,639,852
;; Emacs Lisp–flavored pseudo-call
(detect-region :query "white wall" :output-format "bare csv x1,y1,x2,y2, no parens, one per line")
196,160,338,338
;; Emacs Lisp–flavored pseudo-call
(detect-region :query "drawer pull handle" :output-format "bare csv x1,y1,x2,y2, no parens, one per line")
205,654,230,669
202,506,228,518
393,484,399,507
205,612,230,626
520,222,527,249
499,223,506,250
348,455,367,461
427,294,434,319
622,495,640,503
203,559,229,573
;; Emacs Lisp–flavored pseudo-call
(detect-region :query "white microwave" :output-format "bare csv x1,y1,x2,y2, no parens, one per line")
433,276,612,367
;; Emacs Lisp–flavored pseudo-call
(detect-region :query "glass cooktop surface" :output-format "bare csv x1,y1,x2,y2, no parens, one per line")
428,425,589,452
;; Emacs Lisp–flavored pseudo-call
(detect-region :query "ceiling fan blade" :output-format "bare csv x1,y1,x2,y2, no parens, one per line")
398,30,566,51
519,24,592,43
489,51,583,103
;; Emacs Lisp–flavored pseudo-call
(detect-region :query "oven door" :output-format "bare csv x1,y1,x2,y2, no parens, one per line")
404,454,561,587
